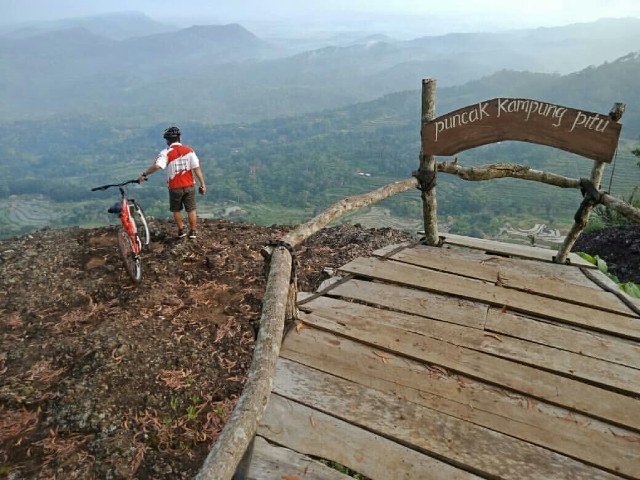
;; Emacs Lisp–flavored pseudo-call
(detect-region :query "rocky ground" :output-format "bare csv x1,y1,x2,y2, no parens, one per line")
0,219,413,479
573,224,640,284
0,218,637,479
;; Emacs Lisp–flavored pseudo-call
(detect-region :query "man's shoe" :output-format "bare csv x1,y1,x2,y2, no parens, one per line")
177,228,187,238
189,230,197,239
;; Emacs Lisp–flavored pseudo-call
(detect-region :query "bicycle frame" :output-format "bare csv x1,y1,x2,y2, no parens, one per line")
92,179,149,283
118,186,141,256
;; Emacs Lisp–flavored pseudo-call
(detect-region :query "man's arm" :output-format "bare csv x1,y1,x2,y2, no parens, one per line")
193,166,206,194
137,164,162,183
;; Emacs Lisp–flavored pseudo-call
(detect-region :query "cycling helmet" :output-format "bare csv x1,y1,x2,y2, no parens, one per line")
163,126,181,139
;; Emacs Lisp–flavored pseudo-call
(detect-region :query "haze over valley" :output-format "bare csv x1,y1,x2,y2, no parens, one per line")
1,4,640,239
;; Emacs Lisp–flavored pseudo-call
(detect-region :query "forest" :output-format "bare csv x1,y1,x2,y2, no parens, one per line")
1,88,639,240
2,45,640,240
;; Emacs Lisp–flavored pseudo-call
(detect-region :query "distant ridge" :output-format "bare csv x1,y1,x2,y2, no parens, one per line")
4,26,111,53
1,15,639,127
124,23,272,57
1,11,176,40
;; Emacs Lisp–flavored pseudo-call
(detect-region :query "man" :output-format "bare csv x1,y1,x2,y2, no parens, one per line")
138,126,206,239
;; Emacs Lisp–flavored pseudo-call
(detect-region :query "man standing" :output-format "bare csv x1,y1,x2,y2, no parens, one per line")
138,126,206,239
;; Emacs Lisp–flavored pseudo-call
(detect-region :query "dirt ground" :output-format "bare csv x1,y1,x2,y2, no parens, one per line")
0,218,637,479
0,219,414,479
573,225,640,284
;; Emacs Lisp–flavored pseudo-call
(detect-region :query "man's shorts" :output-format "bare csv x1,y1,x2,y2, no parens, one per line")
169,186,196,213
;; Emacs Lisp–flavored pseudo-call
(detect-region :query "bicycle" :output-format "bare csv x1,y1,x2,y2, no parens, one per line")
91,179,150,283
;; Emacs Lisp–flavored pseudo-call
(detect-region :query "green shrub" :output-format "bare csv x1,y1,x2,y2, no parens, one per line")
576,252,640,298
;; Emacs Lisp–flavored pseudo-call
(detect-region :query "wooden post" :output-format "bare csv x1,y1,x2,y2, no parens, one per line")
555,163,606,263
555,102,625,264
419,79,439,245
196,246,292,480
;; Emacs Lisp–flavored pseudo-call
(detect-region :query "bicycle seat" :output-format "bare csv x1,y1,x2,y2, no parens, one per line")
107,202,122,214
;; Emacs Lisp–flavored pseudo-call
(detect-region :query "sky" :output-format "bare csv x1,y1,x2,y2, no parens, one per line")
4,0,640,36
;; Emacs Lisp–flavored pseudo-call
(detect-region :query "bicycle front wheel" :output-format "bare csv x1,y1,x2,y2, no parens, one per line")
130,201,150,247
117,228,142,283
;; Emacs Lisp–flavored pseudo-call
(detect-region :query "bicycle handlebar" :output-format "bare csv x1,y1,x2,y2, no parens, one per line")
91,179,141,191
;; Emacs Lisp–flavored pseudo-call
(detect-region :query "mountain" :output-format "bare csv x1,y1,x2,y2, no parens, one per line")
405,17,640,74
439,52,640,138
117,23,278,67
0,11,176,40
1,15,640,125
0,21,279,120
3,26,112,57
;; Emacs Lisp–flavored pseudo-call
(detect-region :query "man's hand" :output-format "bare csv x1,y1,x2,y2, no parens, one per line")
199,185,206,195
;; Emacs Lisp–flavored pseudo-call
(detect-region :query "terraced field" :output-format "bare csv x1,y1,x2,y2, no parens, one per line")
0,197,61,238
344,206,423,232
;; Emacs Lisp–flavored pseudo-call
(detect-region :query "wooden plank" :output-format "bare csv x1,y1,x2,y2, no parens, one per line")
301,295,640,396
375,243,598,288
339,257,640,340
326,279,488,330
377,245,636,316
281,326,640,477
273,358,622,480
441,232,594,266
296,306,640,431
249,436,352,480
497,266,638,316
376,244,500,282
376,242,617,295
421,98,621,163
485,308,640,370
258,393,481,480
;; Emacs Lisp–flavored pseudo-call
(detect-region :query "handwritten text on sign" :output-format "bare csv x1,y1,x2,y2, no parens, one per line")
422,98,621,163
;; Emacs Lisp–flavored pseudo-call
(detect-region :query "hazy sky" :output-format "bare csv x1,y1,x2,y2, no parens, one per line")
5,0,640,34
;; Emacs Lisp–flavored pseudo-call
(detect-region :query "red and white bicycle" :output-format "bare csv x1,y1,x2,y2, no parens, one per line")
92,179,150,283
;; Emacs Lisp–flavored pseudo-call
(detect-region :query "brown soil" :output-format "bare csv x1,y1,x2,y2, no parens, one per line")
573,225,640,284
0,219,413,479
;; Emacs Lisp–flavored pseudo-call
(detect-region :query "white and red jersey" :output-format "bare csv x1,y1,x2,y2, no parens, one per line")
154,142,200,190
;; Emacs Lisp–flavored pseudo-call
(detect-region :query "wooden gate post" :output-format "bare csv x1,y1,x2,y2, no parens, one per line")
419,79,439,245
555,162,607,264
555,102,625,264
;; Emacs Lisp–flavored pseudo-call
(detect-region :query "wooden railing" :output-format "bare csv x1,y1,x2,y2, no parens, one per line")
195,172,639,479
196,80,640,479
195,179,418,480
416,79,631,264
436,161,640,261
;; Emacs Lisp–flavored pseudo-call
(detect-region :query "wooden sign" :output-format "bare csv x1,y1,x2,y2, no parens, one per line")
421,98,622,162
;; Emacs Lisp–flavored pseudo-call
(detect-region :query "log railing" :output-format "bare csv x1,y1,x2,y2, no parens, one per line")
196,82,640,479
436,161,640,260
195,179,419,480
196,168,640,478
418,79,628,263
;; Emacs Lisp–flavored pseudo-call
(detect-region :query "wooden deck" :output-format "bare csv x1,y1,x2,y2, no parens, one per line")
247,239,640,479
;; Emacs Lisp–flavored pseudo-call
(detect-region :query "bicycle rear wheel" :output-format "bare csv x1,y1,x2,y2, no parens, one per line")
117,228,142,283
130,201,150,247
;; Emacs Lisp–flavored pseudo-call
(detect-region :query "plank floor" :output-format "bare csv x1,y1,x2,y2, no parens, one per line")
249,241,640,480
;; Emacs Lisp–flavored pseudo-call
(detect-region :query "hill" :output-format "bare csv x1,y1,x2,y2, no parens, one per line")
0,11,176,40
2,51,640,241
0,217,636,477
2,15,640,124
0,219,413,478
